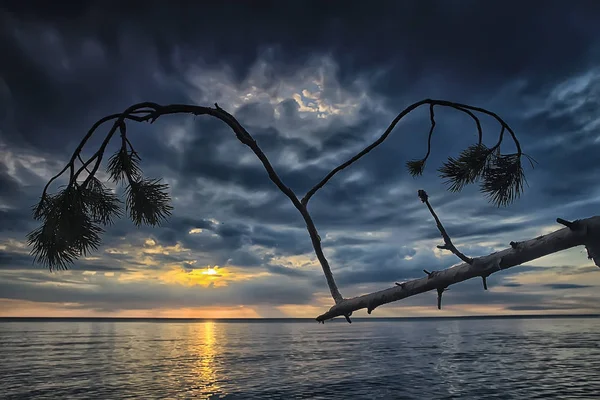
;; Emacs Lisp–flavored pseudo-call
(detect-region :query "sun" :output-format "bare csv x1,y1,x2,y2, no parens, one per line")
202,267,218,276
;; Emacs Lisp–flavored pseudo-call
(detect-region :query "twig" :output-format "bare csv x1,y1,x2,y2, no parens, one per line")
437,287,447,310
77,154,92,176
39,111,153,200
481,275,489,290
418,189,473,264
557,217,576,229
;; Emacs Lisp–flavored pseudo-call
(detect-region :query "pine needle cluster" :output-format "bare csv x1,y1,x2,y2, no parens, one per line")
408,143,527,207
28,146,172,270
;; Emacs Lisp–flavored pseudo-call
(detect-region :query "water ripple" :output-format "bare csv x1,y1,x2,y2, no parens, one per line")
0,318,599,399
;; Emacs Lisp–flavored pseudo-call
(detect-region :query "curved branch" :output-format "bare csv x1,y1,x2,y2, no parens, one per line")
454,106,483,145
74,103,161,185
40,111,154,200
34,102,345,303
301,99,522,206
423,104,436,163
32,99,529,313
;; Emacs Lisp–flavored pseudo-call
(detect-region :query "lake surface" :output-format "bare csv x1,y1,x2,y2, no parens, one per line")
1,317,599,399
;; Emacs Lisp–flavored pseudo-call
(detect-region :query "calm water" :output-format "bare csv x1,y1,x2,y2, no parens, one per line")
1,317,599,399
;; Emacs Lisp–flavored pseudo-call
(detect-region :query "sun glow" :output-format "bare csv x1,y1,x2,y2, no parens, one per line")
202,267,218,276
160,266,230,287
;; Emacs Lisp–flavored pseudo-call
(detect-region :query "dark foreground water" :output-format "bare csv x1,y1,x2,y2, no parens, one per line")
1,317,599,399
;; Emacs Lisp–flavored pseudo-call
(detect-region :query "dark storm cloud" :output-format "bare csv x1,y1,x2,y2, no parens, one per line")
0,208,35,234
1,1,600,313
414,219,529,242
265,264,316,279
543,283,594,290
502,283,523,288
153,215,316,263
0,163,20,197
0,251,33,269
0,250,127,272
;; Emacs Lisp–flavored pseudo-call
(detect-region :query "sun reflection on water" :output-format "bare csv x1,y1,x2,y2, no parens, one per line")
190,321,226,399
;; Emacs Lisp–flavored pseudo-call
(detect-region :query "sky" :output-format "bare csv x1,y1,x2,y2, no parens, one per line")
1,1,600,319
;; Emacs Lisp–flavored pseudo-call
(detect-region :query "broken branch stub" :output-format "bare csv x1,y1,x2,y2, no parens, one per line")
557,218,600,268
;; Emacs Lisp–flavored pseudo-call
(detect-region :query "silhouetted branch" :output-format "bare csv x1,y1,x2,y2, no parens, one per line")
30,98,541,324
418,189,473,264
455,106,483,145
316,216,600,322
29,102,345,303
301,99,527,206
557,217,576,229
437,287,447,310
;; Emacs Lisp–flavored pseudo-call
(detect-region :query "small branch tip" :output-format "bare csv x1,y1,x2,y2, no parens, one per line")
437,287,447,310
557,218,575,229
420,191,473,264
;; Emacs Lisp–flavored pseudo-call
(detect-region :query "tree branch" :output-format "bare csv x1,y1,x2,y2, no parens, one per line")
417,189,473,264
30,102,345,303
301,99,523,206
316,215,600,322
30,99,533,322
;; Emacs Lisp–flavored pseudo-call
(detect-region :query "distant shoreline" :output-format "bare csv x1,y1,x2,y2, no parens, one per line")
1,314,599,323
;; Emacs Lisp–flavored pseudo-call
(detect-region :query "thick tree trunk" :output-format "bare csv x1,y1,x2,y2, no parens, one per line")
316,216,600,322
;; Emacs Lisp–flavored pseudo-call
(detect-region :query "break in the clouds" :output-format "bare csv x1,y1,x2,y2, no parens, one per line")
1,1,600,318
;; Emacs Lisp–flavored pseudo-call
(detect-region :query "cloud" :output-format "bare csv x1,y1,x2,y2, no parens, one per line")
1,2,600,316
542,283,594,290
0,272,315,311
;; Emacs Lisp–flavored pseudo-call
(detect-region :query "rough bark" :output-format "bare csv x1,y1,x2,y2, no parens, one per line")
316,216,600,322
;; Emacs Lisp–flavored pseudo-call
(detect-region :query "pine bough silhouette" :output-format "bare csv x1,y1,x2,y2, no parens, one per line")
28,100,600,322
